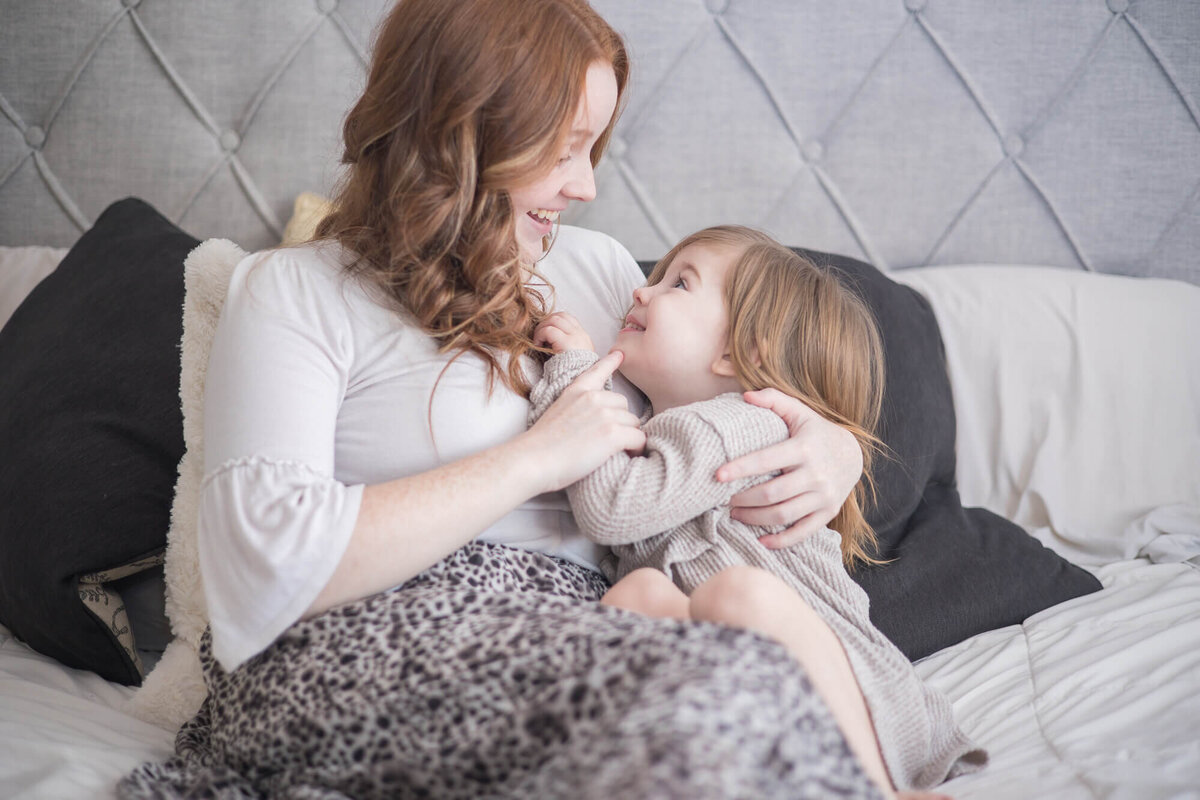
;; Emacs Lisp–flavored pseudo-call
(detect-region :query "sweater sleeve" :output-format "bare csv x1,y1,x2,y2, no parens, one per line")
199,250,364,671
567,395,787,545
526,349,603,427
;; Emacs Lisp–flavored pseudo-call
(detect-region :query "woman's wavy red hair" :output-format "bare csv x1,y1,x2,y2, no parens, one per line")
317,0,628,396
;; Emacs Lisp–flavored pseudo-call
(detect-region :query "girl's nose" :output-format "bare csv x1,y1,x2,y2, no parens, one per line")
632,285,649,305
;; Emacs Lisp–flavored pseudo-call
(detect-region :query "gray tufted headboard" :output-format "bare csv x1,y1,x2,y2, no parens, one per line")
3,0,1198,284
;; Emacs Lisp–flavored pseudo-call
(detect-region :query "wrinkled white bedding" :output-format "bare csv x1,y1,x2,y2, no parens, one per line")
3,251,1197,797
0,626,171,799
929,559,1200,800
3,557,1198,799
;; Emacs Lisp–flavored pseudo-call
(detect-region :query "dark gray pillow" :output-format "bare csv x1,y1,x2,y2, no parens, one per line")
797,248,1100,660
0,198,193,685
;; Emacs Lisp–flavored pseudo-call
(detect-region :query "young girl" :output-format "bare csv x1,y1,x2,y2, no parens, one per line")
529,225,987,796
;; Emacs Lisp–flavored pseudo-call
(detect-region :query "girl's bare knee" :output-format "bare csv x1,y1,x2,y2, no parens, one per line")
602,568,686,618
690,566,824,634
691,566,781,625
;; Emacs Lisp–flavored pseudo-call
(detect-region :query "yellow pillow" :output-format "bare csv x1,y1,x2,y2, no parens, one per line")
280,192,334,246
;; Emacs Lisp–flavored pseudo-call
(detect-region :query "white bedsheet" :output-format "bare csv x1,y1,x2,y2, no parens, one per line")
0,627,172,799
2,559,1198,799
929,559,1200,800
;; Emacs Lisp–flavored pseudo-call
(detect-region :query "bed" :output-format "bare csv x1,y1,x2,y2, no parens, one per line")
1,1,1198,798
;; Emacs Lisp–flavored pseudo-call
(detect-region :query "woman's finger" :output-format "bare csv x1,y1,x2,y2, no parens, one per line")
716,438,799,483
741,387,821,430
616,425,647,453
567,350,623,392
727,466,804,508
731,489,824,529
608,407,643,428
757,512,826,549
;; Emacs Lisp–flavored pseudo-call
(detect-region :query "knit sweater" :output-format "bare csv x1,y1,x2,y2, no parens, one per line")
528,350,987,791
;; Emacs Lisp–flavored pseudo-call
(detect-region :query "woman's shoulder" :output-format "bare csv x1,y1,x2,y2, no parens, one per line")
230,241,396,324
235,241,353,294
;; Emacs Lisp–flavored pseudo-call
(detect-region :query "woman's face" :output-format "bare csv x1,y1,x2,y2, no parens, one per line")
508,60,619,263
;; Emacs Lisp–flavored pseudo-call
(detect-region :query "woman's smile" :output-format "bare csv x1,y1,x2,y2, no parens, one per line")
508,61,616,262
523,208,560,237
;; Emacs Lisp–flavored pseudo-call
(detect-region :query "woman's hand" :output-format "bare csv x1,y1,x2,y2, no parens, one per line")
716,388,863,549
534,311,594,353
521,351,645,492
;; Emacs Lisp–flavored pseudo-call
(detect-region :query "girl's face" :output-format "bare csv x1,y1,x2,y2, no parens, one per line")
615,242,745,412
508,61,619,264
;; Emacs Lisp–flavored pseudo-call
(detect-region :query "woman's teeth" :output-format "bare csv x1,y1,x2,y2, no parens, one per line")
529,209,559,222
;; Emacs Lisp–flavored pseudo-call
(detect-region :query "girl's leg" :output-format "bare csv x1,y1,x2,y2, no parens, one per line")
601,568,691,619
689,566,897,800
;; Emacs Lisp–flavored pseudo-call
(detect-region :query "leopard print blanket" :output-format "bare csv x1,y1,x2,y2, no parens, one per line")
120,542,879,799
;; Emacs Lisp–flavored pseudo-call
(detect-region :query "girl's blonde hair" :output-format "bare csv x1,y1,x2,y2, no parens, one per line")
316,0,628,397
646,226,887,569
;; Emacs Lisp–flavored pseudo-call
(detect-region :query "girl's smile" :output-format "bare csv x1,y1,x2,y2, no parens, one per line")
615,242,744,412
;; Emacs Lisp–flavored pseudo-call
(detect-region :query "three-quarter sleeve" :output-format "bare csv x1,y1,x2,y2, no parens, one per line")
199,250,364,670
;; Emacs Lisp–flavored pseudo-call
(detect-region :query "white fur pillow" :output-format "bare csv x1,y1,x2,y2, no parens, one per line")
125,238,247,731
894,266,1200,567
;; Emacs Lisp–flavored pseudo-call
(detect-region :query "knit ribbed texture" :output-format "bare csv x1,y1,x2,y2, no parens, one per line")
529,351,987,790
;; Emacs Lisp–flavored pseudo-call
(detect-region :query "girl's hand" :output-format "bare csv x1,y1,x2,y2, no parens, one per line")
534,311,594,353
521,351,645,492
716,388,863,549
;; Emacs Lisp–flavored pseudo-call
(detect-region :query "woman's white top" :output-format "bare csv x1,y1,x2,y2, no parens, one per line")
199,226,646,670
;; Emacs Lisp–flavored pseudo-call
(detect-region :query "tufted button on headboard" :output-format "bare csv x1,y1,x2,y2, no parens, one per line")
2,0,1197,284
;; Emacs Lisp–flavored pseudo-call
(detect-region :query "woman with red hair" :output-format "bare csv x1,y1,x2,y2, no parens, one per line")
122,1,875,797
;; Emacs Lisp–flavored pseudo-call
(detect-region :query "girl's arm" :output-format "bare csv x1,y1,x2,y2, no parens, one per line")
528,351,779,545
568,406,776,544
530,309,861,549
720,388,864,548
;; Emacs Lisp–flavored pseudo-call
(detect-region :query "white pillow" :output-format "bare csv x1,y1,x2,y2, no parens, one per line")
894,266,1200,566
126,238,247,731
0,246,68,329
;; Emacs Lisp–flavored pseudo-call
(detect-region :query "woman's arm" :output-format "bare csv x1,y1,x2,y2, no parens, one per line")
200,253,643,669
718,388,864,549
309,352,643,615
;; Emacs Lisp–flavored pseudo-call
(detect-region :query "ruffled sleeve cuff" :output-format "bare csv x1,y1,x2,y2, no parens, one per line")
197,456,364,671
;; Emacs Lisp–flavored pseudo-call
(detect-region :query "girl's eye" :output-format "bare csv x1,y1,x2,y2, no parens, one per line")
673,277,687,290
557,151,573,166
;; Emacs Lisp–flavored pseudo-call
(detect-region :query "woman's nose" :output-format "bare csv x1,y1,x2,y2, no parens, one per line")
563,157,596,202
632,285,648,305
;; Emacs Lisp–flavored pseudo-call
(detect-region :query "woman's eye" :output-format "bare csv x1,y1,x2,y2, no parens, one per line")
673,277,687,290
557,152,573,166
